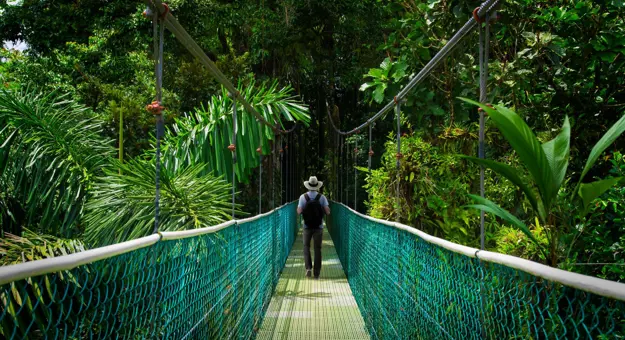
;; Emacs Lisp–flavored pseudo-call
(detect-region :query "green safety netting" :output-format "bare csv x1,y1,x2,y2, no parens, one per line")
0,203,297,339
328,202,625,340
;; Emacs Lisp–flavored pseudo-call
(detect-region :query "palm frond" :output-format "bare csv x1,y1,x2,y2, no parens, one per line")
0,229,86,265
163,79,310,184
0,87,113,236
83,159,240,247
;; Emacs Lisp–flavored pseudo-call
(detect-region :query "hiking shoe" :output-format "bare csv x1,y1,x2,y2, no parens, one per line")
306,269,312,278
314,276,319,280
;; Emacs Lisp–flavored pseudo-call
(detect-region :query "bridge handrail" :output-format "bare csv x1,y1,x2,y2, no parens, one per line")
0,202,295,286
334,202,625,302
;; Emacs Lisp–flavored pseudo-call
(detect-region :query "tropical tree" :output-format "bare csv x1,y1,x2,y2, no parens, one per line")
461,98,625,266
0,86,112,237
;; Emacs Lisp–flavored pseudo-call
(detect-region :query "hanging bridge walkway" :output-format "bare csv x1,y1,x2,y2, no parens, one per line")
257,231,368,340
1,202,624,339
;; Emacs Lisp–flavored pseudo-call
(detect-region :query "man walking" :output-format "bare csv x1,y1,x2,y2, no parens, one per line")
297,176,331,279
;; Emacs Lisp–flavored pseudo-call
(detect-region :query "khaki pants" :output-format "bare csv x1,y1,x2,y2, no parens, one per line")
303,228,323,278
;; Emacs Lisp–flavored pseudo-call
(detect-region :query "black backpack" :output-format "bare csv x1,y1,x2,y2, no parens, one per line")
302,193,324,228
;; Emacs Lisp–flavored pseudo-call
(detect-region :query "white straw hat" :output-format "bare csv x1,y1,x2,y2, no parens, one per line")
304,176,323,191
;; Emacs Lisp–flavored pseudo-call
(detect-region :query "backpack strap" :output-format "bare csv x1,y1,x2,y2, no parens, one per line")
313,194,321,202
304,193,310,202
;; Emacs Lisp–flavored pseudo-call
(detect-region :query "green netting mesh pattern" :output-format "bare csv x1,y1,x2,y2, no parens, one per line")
0,202,297,339
328,203,625,340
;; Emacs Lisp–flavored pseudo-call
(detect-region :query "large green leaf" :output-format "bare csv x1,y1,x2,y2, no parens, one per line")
541,116,570,196
577,113,625,185
461,156,546,221
367,68,384,78
459,98,557,211
373,84,387,103
164,78,309,184
578,177,623,216
466,194,547,259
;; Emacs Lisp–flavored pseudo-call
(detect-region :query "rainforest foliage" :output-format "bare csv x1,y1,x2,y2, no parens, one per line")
1,0,624,281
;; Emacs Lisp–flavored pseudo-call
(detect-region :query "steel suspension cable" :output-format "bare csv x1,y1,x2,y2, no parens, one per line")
279,135,283,205
230,94,238,219
258,139,263,214
340,136,344,203
476,8,494,338
395,98,402,219
147,8,166,234
271,135,276,210
144,8,167,336
336,132,340,199
368,124,373,173
144,0,299,136
285,134,288,202
345,137,351,206
354,139,358,211
325,0,502,137
478,8,492,251
286,135,290,202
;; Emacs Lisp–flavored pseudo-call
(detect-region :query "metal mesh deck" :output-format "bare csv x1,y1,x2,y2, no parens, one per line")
257,229,369,340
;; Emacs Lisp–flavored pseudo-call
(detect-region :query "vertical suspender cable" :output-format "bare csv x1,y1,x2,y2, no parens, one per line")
286,135,290,202
258,136,263,214
279,134,283,205
282,135,289,203
230,95,238,219
269,135,277,210
340,136,343,203
478,10,491,250
395,97,402,220
147,6,167,337
150,9,165,234
294,132,298,200
368,124,373,173
289,134,295,202
292,133,295,201
476,7,493,339
354,139,358,211
336,132,340,199
345,137,351,207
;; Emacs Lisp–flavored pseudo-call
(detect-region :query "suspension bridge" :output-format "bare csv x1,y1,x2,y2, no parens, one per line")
1,0,625,339
1,203,624,339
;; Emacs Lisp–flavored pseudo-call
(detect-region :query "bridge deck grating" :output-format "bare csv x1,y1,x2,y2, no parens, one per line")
257,229,369,340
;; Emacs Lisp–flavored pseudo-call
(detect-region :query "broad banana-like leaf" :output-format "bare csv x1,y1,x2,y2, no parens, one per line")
459,98,557,211
578,177,623,216
461,156,546,221
466,194,548,259
575,113,625,192
542,116,570,197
